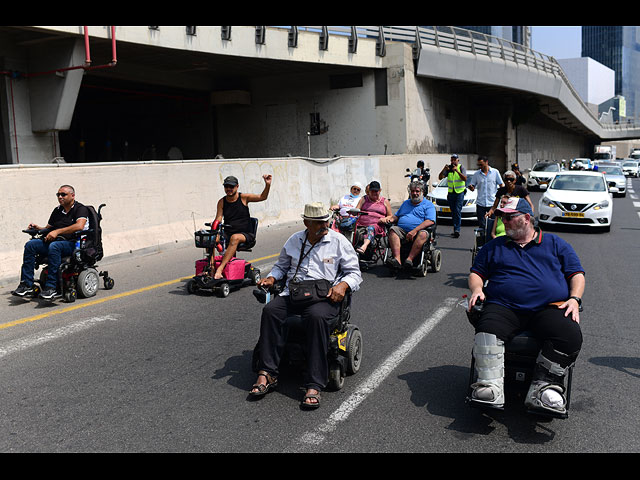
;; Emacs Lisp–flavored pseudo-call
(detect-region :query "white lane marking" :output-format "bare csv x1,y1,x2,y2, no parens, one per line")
633,202,640,208
0,315,120,360
289,297,457,450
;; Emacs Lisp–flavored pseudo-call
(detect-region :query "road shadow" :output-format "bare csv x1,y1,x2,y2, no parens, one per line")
398,365,560,444
211,348,309,404
589,356,640,379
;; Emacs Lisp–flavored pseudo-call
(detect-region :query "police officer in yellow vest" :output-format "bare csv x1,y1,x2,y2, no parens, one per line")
438,154,467,238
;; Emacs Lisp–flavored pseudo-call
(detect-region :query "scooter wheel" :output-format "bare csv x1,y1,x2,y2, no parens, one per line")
186,279,197,294
218,282,230,298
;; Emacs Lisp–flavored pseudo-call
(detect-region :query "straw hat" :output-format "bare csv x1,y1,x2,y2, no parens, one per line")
301,202,332,221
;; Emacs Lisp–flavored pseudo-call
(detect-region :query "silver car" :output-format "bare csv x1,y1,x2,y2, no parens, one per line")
597,164,627,197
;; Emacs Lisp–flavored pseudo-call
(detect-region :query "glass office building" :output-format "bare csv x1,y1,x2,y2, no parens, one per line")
582,26,640,122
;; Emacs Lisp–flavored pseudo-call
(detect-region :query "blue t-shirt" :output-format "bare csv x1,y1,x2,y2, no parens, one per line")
395,199,436,231
470,230,584,311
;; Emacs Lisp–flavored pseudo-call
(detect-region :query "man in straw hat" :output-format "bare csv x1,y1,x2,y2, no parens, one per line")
249,202,362,409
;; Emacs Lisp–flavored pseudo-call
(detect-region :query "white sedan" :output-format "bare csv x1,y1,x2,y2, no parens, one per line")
527,162,562,190
538,171,613,232
426,171,478,221
622,160,639,177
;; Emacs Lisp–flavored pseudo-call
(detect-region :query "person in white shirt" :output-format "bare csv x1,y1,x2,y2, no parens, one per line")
249,203,362,409
331,182,363,229
467,156,504,234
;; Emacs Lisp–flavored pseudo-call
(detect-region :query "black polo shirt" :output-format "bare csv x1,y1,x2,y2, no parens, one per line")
47,201,90,240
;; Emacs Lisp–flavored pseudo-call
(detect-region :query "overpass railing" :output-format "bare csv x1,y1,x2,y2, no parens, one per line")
275,26,638,132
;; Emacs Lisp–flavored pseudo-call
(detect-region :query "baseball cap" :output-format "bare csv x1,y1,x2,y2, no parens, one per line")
496,197,533,216
368,181,381,191
223,176,239,186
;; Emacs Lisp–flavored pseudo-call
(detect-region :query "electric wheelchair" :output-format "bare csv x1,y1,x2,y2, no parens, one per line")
20,204,114,303
464,300,574,419
251,280,362,391
386,223,442,277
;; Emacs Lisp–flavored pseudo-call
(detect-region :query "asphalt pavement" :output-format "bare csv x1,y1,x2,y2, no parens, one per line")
1,180,639,453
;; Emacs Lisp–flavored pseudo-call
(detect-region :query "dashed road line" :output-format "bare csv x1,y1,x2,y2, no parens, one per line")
0,315,121,360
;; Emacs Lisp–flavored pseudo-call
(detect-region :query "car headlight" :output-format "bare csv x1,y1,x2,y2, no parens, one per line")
593,200,610,210
464,199,476,206
541,197,557,208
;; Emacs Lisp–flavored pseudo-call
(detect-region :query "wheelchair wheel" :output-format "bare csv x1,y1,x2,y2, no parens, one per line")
77,268,99,298
429,249,442,273
346,326,362,374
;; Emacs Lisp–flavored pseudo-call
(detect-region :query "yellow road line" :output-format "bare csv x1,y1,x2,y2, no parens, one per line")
1,252,279,331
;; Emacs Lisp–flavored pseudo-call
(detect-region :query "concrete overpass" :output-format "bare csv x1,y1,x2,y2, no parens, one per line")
2,25,639,168
2,26,639,284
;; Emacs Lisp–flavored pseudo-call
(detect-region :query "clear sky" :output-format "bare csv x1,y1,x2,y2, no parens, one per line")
530,26,582,59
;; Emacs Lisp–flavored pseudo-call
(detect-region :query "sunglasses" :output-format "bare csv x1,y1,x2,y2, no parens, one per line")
501,212,524,221
56,192,69,197
505,178,515,182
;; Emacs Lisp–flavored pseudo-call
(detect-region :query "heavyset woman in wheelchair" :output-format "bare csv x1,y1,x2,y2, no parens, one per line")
352,180,392,256
466,197,584,417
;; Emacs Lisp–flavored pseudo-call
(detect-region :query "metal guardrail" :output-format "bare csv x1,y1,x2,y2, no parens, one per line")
272,26,639,132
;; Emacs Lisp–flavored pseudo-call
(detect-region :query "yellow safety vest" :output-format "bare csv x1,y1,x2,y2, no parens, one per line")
447,169,465,194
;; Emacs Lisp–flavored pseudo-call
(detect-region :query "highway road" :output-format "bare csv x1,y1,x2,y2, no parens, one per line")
1,180,639,453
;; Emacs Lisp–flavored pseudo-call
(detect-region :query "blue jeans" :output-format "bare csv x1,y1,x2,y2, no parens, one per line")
21,238,75,290
447,192,465,232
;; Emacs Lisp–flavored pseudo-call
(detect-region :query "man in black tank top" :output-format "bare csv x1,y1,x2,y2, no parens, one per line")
212,174,272,279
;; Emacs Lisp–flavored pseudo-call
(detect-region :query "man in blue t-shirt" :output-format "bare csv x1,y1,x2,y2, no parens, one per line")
383,181,436,270
466,197,584,416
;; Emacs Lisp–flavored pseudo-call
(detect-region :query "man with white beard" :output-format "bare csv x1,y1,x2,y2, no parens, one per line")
466,197,584,416
383,181,436,270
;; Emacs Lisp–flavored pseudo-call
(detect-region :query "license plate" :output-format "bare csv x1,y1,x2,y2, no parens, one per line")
440,207,451,213
562,212,584,218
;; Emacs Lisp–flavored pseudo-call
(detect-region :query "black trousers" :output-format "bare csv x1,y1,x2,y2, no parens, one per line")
257,295,340,391
476,303,583,366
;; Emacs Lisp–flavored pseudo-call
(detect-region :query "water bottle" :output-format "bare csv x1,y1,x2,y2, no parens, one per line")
457,294,470,310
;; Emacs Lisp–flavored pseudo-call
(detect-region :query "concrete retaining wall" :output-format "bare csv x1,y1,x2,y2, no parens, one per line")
0,153,471,285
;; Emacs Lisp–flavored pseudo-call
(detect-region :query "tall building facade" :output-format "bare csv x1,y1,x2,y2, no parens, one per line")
582,26,640,122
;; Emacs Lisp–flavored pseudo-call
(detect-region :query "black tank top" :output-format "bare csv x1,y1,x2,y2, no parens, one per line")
223,194,250,234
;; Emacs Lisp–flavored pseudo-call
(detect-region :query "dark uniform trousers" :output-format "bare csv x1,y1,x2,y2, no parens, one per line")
257,294,340,391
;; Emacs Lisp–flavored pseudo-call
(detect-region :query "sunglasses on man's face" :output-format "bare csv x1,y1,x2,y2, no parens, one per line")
501,212,524,221
56,192,69,197
505,178,515,182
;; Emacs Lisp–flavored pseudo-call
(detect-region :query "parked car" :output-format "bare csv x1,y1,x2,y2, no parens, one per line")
596,163,627,197
527,162,562,190
538,171,613,232
427,170,478,221
622,160,639,177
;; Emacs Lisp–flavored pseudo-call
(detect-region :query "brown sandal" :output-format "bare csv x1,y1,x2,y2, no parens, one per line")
249,370,278,397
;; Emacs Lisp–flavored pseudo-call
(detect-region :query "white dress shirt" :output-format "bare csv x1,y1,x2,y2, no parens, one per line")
268,229,362,296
